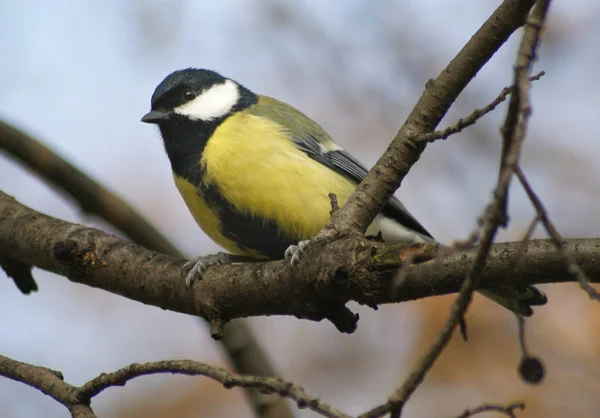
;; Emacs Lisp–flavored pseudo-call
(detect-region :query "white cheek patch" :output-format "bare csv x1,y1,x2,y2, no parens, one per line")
174,79,239,121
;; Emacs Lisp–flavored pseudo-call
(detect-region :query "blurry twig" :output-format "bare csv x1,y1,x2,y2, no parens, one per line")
418,71,545,144
516,166,600,300
515,314,544,384
507,215,539,275
517,316,529,358
497,0,550,224
80,360,349,418
455,401,525,418
0,119,293,418
506,214,545,382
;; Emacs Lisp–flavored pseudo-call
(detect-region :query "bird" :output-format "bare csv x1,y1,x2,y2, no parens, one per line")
141,68,547,317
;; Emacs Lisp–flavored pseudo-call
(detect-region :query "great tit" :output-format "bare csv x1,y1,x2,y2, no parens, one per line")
141,68,546,316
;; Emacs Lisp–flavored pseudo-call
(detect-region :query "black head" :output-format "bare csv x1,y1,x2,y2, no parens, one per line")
141,68,256,125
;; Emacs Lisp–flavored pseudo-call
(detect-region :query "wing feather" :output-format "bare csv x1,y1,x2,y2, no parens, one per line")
247,96,433,239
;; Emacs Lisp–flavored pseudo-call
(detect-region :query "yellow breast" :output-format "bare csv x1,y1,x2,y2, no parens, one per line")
200,112,357,242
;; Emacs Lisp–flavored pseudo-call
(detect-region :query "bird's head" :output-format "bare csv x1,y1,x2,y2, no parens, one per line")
141,68,255,125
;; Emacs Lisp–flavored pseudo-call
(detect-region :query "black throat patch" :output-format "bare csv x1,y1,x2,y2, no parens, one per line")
158,85,258,184
159,119,219,185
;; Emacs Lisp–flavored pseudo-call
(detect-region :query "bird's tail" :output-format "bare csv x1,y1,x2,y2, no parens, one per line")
477,286,547,316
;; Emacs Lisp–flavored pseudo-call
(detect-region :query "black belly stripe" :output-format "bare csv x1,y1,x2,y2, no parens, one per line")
199,181,298,260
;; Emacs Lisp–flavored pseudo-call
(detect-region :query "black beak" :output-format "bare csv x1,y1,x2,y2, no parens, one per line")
141,109,172,124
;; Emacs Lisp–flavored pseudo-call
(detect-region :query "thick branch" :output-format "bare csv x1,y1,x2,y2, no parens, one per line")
2,191,597,328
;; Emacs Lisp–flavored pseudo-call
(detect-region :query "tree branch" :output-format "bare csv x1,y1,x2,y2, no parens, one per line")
2,191,597,328
0,355,96,418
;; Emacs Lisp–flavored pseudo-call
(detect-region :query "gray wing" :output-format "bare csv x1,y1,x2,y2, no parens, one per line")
248,96,433,239
310,144,433,239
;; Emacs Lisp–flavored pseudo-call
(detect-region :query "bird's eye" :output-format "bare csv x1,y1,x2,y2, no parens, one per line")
182,89,196,101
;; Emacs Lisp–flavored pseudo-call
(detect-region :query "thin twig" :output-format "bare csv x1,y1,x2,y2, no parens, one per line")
0,353,348,418
517,315,529,358
455,401,525,418
515,315,544,386
418,71,545,144
497,0,550,224
79,360,349,418
516,167,600,301
507,215,540,276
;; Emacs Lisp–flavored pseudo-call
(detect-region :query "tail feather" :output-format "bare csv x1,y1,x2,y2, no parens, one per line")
478,286,547,316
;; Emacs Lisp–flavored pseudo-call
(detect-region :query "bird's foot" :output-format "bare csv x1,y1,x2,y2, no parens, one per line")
284,240,310,268
182,252,236,288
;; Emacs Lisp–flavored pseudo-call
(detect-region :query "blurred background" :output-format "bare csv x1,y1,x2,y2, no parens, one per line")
1,0,599,417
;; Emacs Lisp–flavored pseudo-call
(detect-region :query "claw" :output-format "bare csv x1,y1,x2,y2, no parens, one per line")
284,240,310,268
182,252,234,288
